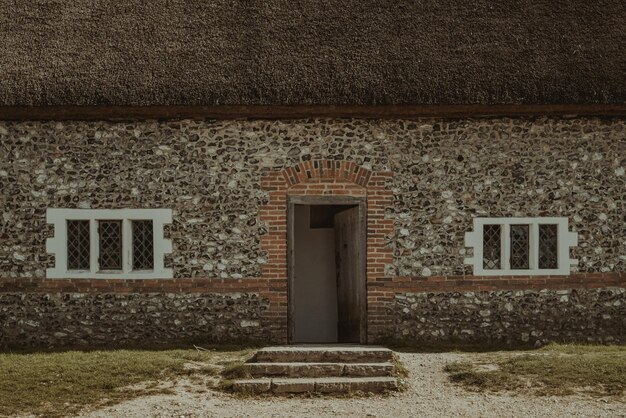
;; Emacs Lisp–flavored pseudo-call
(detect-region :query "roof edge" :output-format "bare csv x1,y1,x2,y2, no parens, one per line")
1,105,625,121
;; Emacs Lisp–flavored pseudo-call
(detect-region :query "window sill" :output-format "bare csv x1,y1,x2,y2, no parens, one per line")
465,265,574,276
464,217,578,277
46,269,173,280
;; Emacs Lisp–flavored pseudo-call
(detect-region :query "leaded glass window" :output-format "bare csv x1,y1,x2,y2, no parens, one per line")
539,224,558,269
482,224,501,270
67,220,90,270
98,220,123,270
510,225,530,269
465,217,577,276
132,220,154,270
46,208,173,279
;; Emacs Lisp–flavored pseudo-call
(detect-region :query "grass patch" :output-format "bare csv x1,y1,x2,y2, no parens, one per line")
392,355,410,379
218,378,236,392
444,343,626,398
0,346,254,417
392,355,410,392
220,361,250,380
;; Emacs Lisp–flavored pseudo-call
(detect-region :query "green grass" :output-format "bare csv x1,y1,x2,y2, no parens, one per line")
444,344,626,398
220,360,251,380
0,346,254,417
392,354,410,392
392,354,410,378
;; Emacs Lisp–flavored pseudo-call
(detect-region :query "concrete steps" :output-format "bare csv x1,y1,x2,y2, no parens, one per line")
233,377,398,394
246,362,394,377
230,345,401,394
253,345,394,363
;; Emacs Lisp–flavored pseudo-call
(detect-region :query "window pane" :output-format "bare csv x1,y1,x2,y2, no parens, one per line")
483,224,501,270
99,220,122,270
510,224,530,269
539,224,558,269
67,220,90,270
132,220,154,270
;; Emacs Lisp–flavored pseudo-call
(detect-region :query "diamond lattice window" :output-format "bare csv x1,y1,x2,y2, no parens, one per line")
99,220,123,270
132,220,154,270
67,220,90,270
538,224,558,269
465,217,577,276
482,224,501,270
510,224,530,269
47,209,172,279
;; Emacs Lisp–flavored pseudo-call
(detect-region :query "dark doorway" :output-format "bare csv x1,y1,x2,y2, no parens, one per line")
288,197,367,344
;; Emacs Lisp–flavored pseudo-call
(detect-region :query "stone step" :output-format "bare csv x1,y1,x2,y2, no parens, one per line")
253,345,394,364
246,362,394,378
232,377,398,394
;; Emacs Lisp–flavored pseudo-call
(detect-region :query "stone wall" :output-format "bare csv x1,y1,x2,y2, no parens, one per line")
0,116,625,348
387,287,626,346
0,292,270,349
1,117,624,279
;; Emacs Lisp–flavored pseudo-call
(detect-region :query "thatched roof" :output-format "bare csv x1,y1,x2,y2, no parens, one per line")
0,1,624,106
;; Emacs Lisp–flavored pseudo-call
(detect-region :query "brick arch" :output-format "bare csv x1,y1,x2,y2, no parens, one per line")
259,160,394,343
280,159,373,188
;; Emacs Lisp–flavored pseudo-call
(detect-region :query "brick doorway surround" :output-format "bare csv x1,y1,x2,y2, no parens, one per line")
260,160,394,343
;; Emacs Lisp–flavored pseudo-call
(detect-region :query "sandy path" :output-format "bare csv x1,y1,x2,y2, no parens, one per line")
80,352,625,418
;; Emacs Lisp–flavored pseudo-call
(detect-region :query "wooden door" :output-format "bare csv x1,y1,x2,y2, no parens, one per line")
334,206,362,343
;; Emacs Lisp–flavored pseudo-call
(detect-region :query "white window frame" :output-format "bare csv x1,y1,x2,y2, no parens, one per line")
464,217,578,276
46,208,173,279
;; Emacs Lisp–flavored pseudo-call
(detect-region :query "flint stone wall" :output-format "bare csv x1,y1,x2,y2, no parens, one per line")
0,292,270,349
0,117,624,348
0,117,624,279
390,287,626,346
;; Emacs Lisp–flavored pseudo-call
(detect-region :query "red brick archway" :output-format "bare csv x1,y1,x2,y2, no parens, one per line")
259,160,394,342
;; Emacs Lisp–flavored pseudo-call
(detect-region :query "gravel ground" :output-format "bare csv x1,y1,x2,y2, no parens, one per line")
80,352,625,418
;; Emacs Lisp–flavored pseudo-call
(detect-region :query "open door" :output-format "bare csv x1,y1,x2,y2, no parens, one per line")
334,206,364,343
288,196,367,344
